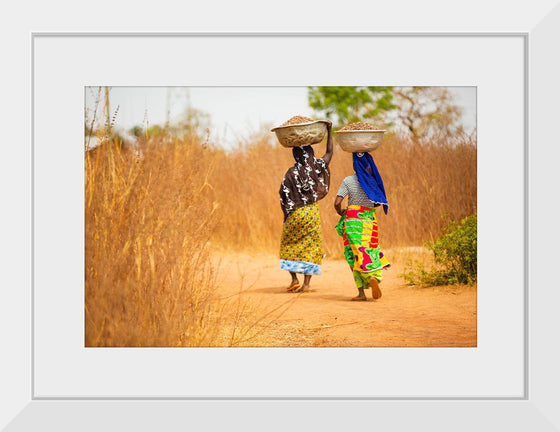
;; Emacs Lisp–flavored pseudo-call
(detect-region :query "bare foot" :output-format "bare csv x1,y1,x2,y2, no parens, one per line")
287,280,301,292
369,278,382,299
351,295,367,301
293,284,310,293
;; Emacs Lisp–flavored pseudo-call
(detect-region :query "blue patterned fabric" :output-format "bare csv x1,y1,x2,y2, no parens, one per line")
353,152,388,214
280,259,322,275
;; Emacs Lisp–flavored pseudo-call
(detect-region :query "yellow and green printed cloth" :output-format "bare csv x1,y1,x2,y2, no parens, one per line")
335,204,390,286
280,202,323,275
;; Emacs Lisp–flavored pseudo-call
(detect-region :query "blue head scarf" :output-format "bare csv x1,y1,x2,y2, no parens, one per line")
352,152,389,214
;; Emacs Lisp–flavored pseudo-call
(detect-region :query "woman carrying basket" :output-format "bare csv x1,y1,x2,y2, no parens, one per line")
279,122,334,293
334,151,390,301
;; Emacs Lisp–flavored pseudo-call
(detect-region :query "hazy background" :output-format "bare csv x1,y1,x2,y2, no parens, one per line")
85,86,476,148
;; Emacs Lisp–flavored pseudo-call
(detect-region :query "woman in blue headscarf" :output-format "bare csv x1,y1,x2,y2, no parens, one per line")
334,152,390,301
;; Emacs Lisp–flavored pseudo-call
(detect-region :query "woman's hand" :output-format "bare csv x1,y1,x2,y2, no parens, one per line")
325,121,333,139
334,195,345,216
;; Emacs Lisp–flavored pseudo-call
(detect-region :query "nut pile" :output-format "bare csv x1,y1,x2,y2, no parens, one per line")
338,122,379,131
280,115,315,126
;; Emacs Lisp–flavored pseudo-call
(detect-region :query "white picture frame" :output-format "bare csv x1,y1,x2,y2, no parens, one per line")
3,1,559,429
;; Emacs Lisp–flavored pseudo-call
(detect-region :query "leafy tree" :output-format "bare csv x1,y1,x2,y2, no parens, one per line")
162,107,212,141
146,125,164,137
308,86,465,140
308,86,395,127
129,125,144,137
176,107,211,137
390,87,465,139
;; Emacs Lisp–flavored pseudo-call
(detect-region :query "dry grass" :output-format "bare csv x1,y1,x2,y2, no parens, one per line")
85,135,305,347
210,133,477,257
85,130,476,346
85,137,222,346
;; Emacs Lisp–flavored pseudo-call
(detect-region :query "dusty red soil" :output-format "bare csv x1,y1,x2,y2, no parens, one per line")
213,252,477,347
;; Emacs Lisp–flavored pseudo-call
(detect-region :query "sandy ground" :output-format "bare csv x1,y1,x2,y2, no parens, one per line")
213,251,477,347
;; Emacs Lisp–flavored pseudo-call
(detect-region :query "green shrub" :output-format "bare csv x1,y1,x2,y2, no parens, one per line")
401,213,477,286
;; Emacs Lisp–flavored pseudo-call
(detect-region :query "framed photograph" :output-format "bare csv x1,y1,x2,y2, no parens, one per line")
3,1,559,430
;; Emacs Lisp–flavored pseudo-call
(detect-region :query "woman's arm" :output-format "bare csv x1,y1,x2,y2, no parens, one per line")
322,121,334,165
334,195,346,216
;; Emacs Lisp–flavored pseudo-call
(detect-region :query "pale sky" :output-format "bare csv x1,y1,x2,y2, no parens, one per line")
86,86,476,147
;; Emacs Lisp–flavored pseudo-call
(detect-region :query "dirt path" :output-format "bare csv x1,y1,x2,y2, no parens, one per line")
213,252,477,347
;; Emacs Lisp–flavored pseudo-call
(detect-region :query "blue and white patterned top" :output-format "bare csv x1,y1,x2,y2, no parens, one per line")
337,174,378,209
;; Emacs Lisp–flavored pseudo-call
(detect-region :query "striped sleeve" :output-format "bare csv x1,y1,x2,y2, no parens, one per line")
337,178,349,197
